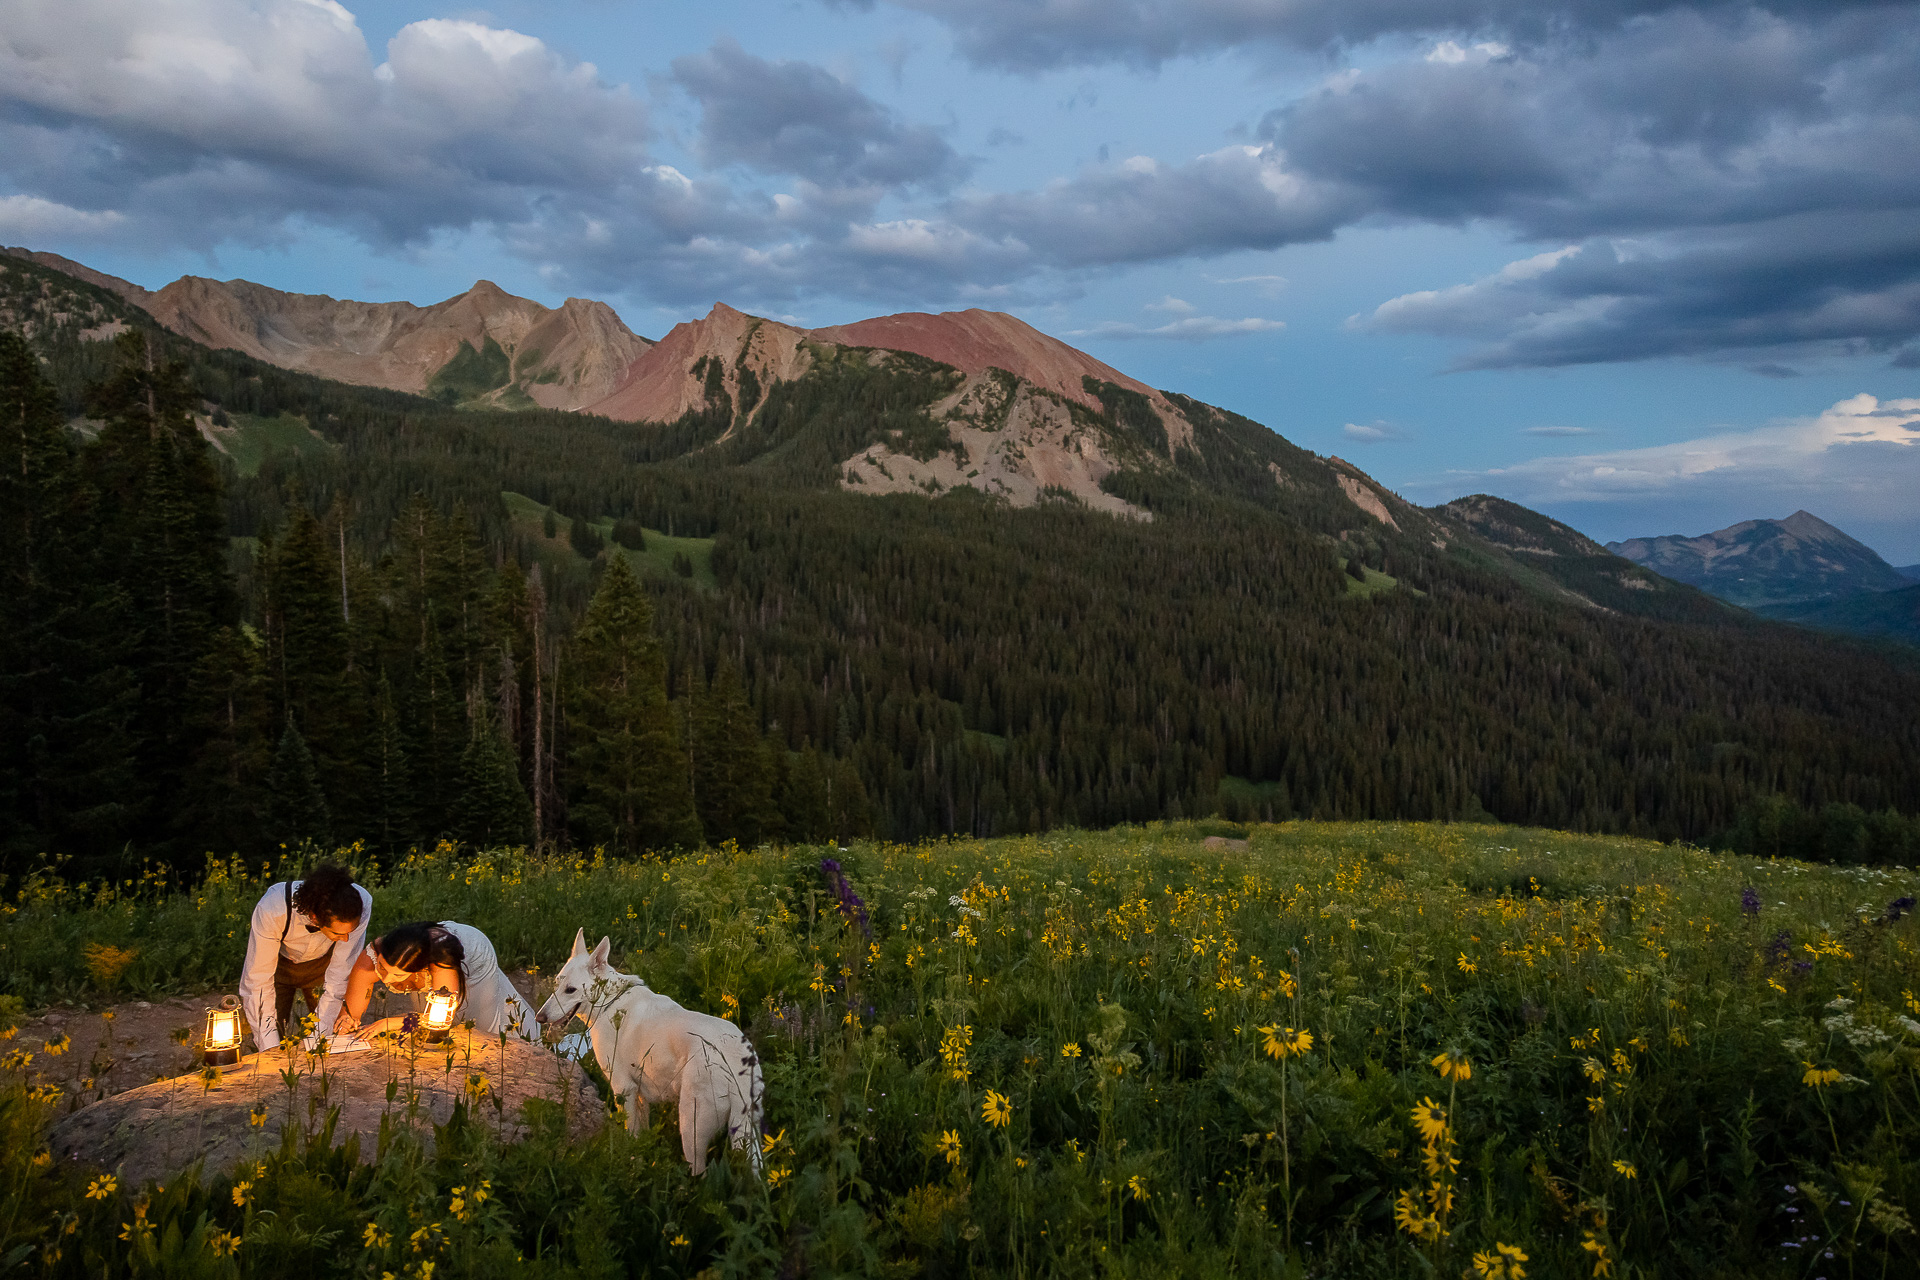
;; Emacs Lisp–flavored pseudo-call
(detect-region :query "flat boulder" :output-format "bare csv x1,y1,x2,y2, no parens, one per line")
44,1029,602,1185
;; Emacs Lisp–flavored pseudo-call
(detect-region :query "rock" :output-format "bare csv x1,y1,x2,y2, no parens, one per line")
1202,836,1250,852
45,1029,602,1186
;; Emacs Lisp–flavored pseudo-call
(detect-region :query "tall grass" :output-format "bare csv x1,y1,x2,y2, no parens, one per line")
3,821,1918,1276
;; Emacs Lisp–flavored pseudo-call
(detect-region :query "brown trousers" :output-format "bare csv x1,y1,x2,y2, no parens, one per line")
274,949,335,1039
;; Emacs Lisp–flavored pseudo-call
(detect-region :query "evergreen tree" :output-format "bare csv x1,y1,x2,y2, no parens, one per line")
780,746,832,844
691,657,775,846
454,691,533,848
172,623,272,854
565,556,699,854
0,331,141,872
268,715,331,847
264,504,360,822
82,331,236,858
366,670,415,853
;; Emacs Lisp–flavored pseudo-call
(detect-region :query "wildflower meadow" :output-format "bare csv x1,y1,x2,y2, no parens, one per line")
3,820,1919,1277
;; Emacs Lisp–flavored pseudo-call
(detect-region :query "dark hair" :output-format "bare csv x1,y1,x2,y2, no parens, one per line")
373,922,467,1003
292,864,363,926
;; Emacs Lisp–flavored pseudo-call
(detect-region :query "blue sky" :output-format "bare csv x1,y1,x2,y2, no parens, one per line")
5,0,1919,560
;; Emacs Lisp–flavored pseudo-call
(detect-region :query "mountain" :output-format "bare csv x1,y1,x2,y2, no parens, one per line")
1436,494,1726,620
1,249,649,413
1900,564,1920,583
1606,511,1914,608
7,244,1920,863
142,276,650,412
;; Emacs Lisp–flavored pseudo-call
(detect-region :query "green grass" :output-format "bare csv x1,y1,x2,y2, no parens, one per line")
208,412,332,477
1338,557,1401,598
5,822,1919,1276
502,490,717,590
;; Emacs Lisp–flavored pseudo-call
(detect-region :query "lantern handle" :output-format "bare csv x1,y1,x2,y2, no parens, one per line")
219,994,241,1011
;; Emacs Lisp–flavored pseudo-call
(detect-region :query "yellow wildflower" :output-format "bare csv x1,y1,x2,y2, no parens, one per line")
1061,1042,1081,1058
937,1129,963,1165
1611,1160,1637,1179
1470,1242,1529,1279
85,1175,117,1200
1431,1049,1472,1082
982,1090,1013,1128
231,1180,253,1208
1410,1097,1448,1144
1581,1231,1614,1277
1127,1174,1149,1201
1802,1063,1843,1088
1258,1025,1314,1059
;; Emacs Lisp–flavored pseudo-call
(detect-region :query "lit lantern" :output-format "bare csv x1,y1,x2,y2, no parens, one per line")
204,996,243,1066
422,988,458,1043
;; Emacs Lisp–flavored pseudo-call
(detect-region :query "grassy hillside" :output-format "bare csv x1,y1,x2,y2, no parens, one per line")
4,821,1918,1276
501,490,717,590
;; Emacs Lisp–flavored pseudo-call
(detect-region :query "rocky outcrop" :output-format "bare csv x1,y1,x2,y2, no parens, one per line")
44,1030,601,1186
841,373,1149,519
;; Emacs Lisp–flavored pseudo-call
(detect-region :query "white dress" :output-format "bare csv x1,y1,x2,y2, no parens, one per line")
414,921,534,1040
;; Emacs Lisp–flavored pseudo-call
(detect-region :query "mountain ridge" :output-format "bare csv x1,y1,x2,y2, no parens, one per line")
1607,510,1911,608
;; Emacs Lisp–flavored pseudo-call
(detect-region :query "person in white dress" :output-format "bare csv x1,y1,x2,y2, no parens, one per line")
336,920,533,1041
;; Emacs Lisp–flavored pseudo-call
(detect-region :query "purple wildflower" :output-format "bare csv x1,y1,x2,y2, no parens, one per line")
401,1013,419,1034
1740,887,1761,918
1886,896,1915,923
820,857,872,941
1766,930,1792,965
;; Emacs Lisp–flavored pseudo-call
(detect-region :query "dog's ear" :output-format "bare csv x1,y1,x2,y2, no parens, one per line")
591,936,612,969
569,927,587,961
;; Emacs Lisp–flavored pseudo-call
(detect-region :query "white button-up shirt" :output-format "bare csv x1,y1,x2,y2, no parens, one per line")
237,879,373,1050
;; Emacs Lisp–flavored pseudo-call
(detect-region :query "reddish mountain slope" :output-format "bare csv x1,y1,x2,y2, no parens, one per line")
144,277,649,411
809,308,1154,412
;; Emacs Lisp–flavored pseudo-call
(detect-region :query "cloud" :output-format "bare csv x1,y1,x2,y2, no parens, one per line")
1437,394,1920,519
1210,273,1288,296
670,39,965,193
1067,315,1286,340
951,145,1356,269
1523,425,1597,436
1365,215,1920,368
1146,295,1195,313
1342,421,1405,442
0,0,651,249
865,0,1894,72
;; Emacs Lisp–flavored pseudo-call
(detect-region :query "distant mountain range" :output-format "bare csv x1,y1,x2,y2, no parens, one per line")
5,242,1918,845
1606,511,1913,608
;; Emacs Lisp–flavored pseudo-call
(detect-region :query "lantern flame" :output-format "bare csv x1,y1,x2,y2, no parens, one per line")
424,989,458,1032
203,999,243,1064
207,1009,241,1049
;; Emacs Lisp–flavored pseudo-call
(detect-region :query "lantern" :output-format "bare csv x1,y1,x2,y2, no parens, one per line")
204,996,243,1066
422,988,458,1043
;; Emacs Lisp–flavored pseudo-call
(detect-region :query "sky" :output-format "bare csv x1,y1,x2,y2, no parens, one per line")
4,0,1920,561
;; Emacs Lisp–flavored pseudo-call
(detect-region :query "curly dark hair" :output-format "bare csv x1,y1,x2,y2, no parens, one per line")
291,863,364,927
373,922,468,1003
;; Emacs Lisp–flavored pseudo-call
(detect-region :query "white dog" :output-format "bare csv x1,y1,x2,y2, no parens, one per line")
536,929,763,1175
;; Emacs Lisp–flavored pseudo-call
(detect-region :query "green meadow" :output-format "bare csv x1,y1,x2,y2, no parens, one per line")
4,821,1918,1277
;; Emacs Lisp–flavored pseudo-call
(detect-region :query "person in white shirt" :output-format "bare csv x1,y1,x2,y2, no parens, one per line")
336,920,534,1041
237,864,373,1052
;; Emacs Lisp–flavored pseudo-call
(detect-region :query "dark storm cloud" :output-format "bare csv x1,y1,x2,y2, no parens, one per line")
671,39,967,192
1327,8,1920,365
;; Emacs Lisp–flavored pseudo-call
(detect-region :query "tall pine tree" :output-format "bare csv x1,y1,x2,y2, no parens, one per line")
565,556,699,854
0,332,141,873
